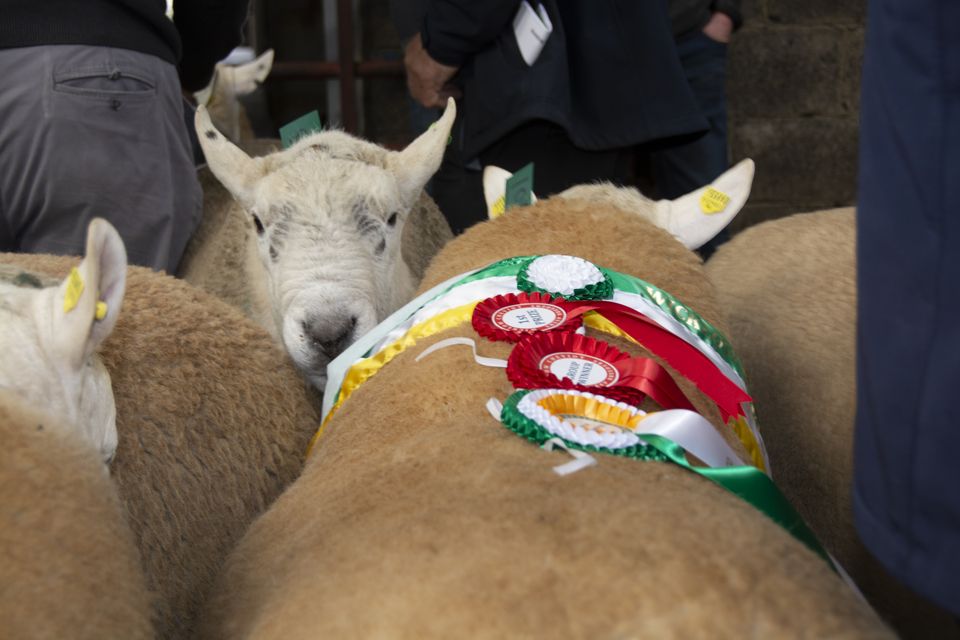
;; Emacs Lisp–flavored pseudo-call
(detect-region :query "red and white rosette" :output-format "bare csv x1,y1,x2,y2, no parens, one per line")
506,331,697,411
472,292,582,342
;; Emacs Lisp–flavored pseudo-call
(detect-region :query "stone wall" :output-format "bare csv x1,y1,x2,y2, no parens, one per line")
728,0,865,230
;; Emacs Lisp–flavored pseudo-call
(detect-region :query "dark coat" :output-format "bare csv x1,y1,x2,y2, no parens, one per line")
418,0,709,162
0,0,249,90
854,0,960,617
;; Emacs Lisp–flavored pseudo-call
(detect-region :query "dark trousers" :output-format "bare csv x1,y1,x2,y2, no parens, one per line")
432,120,631,235
0,45,202,272
853,0,960,617
650,29,730,258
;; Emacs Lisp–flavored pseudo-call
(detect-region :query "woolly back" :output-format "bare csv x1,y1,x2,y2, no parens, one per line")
196,198,889,638
0,252,321,639
0,391,153,639
708,208,958,637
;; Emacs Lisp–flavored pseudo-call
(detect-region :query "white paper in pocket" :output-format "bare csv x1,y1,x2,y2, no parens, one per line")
513,1,553,66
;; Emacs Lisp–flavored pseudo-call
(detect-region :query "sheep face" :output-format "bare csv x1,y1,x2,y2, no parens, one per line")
249,157,414,388
196,100,456,389
0,219,127,463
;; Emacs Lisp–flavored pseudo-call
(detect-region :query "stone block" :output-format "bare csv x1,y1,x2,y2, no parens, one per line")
837,28,865,115
728,27,844,119
730,117,859,206
767,0,866,25
740,0,766,24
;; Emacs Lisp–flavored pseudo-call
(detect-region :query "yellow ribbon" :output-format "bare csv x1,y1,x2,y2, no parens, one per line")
583,312,766,472
537,393,646,434
305,301,480,457
308,305,765,473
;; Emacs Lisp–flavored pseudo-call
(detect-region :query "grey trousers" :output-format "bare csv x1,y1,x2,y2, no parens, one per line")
0,45,202,272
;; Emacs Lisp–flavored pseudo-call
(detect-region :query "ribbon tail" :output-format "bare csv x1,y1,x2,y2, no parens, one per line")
541,437,597,476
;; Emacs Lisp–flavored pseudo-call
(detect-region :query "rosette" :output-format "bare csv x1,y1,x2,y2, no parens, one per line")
506,331,696,411
472,292,582,342
517,255,613,300
500,389,668,460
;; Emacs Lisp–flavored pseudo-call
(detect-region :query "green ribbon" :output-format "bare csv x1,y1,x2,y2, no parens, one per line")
499,391,828,565
436,256,744,378
517,256,615,301
638,433,830,564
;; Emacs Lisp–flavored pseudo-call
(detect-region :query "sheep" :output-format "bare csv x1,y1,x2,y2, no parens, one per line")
706,208,959,639
178,99,456,390
194,49,275,144
0,219,153,639
195,169,890,638
0,392,154,639
2,236,322,638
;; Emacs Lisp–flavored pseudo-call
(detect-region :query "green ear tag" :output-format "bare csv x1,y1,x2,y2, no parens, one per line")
505,163,535,210
280,111,323,148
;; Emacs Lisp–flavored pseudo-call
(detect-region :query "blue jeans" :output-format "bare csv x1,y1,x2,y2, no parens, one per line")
650,30,729,257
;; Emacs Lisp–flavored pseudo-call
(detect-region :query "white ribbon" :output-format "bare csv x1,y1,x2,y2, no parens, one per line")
541,438,598,476
415,337,508,368
322,267,483,417
636,410,747,468
486,397,504,421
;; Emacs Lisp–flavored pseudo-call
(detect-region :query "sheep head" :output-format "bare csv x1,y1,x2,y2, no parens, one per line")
196,98,456,389
0,219,127,463
484,158,755,250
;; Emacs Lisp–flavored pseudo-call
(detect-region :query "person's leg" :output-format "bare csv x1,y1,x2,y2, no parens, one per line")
432,120,629,234
650,30,730,258
0,45,201,272
854,0,960,617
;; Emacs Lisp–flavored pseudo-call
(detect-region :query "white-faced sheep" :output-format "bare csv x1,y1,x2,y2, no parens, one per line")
178,99,456,389
195,168,890,638
2,233,322,638
194,49,275,144
707,208,959,639
0,220,153,639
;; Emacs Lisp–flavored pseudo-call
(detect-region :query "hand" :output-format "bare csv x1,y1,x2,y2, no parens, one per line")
403,33,461,109
702,12,734,44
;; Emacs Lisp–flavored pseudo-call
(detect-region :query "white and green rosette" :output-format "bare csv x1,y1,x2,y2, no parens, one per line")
517,255,614,301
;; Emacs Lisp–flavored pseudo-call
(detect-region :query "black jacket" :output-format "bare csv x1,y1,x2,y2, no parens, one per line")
670,0,742,38
417,0,709,162
0,0,249,90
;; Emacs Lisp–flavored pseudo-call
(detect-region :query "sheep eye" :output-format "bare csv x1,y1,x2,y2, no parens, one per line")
252,214,265,235
386,212,398,227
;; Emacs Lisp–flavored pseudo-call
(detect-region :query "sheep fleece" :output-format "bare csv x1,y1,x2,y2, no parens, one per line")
0,254,321,640
707,208,959,639
198,199,890,638
0,391,154,639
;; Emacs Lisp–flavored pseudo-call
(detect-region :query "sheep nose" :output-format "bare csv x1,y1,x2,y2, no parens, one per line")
303,314,358,358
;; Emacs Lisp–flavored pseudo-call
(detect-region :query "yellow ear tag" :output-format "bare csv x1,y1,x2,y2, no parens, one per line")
95,301,108,320
489,195,506,219
699,187,731,215
63,267,85,313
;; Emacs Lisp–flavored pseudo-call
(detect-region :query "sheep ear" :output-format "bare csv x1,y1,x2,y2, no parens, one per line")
196,105,263,209
231,48,274,93
653,158,754,250
387,97,456,205
482,165,538,219
51,218,127,369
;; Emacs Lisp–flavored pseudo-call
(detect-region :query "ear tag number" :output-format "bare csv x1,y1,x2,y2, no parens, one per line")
700,187,731,214
63,268,85,313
